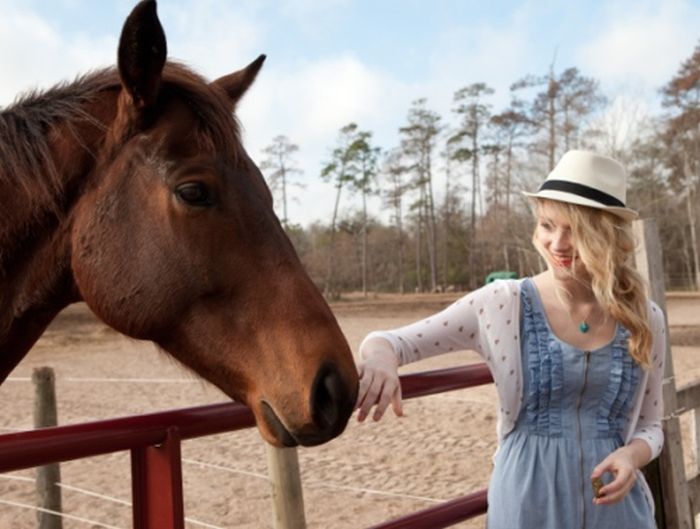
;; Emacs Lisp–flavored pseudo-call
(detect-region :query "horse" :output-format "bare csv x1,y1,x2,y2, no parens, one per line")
0,0,358,447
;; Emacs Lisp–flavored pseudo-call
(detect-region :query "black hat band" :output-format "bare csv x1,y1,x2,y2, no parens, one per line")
539,180,625,208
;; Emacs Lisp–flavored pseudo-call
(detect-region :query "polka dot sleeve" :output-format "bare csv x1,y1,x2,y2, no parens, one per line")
359,281,519,366
629,302,666,460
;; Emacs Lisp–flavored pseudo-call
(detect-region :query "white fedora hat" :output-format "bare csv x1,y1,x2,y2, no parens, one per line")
523,150,638,221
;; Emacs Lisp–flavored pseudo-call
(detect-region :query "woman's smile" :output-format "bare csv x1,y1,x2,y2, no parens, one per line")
551,253,576,268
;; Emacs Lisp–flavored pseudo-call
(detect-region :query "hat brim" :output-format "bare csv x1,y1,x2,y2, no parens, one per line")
522,189,638,221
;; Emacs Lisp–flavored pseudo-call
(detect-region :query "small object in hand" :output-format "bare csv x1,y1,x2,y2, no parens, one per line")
591,477,604,498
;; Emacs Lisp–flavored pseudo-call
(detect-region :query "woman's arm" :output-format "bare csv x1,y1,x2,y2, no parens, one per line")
354,281,519,422
629,303,667,458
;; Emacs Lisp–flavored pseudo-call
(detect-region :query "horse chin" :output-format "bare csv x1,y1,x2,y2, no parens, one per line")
259,400,298,447
259,400,342,448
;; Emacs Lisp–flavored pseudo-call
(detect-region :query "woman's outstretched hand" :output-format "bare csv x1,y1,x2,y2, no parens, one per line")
355,344,403,422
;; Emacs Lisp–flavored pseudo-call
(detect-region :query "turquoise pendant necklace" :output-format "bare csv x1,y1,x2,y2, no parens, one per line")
552,279,595,334
556,289,593,333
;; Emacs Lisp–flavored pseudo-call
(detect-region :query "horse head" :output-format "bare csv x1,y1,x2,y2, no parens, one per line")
68,0,357,446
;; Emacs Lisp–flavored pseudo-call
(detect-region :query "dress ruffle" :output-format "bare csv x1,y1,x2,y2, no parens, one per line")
598,327,641,437
522,282,563,437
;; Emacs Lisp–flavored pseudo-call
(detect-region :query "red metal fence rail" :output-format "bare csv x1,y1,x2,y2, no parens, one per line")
0,362,493,528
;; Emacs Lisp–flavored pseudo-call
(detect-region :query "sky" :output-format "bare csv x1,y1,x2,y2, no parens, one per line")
1,0,700,226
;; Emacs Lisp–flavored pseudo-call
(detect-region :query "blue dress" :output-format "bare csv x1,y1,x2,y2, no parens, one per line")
487,278,656,529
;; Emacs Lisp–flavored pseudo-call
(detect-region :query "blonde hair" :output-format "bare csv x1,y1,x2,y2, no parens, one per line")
532,199,652,367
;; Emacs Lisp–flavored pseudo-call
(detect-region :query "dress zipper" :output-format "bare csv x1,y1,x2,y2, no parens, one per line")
576,351,591,529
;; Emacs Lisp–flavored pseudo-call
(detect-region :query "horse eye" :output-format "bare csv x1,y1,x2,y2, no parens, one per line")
175,182,213,207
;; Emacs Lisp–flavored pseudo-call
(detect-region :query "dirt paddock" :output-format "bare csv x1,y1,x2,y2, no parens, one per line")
1,292,699,528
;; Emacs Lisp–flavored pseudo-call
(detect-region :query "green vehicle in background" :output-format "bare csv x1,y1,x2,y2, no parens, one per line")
485,270,518,284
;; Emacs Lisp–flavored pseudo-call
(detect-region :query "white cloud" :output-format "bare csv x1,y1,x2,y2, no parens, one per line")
419,5,537,113
0,5,115,104
277,0,351,39
576,1,700,96
156,1,265,80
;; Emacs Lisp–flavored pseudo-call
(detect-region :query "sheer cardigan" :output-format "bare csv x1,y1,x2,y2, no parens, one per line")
360,279,666,460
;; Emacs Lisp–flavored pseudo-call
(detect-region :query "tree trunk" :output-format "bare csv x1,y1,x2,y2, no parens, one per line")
415,191,424,293
396,198,405,294
425,154,438,292
686,188,700,289
563,104,571,152
361,190,368,297
680,219,694,289
442,170,451,289
324,183,343,298
505,137,513,219
548,77,557,171
469,122,479,290
279,151,289,228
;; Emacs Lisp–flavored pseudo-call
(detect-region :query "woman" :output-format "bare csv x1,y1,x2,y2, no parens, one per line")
355,150,665,528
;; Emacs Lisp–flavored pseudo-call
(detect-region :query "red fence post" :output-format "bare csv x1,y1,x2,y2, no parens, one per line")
131,427,184,529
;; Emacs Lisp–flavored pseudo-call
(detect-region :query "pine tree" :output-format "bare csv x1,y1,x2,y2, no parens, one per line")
399,98,442,291
259,135,303,228
347,130,381,296
450,83,494,288
320,123,360,298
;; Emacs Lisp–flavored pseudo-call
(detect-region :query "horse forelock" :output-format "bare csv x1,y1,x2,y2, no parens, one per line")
160,62,243,161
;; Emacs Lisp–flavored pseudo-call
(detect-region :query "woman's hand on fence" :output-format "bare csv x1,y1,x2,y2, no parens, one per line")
355,344,403,422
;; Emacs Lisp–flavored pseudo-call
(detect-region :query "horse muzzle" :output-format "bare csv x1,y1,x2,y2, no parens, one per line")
259,362,358,447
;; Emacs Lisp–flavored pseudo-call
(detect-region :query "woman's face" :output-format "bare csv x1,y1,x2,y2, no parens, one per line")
534,202,585,277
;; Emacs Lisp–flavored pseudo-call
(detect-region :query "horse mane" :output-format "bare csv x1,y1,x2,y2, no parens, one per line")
0,69,116,209
0,62,241,246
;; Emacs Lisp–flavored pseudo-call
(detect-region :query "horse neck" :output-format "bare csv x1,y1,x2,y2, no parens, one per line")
0,88,120,380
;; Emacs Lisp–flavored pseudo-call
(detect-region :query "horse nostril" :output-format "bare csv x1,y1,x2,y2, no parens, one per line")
310,363,351,435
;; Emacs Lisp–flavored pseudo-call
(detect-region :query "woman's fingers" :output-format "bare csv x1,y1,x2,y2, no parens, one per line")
357,371,388,421
355,363,402,422
355,365,370,406
391,383,404,417
594,468,636,505
356,370,377,422
373,378,399,421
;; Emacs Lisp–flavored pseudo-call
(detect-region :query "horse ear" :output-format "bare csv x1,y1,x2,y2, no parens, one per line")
213,55,266,105
118,0,167,110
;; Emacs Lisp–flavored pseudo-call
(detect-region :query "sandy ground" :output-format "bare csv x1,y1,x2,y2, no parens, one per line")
0,292,699,529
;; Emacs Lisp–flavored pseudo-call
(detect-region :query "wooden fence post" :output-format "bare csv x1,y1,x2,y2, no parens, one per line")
266,445,306,529
32,367,63,529
634,219,693,529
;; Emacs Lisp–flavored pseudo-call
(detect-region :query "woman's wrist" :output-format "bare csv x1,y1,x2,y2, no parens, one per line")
359,337,399,366
619,439,652,469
